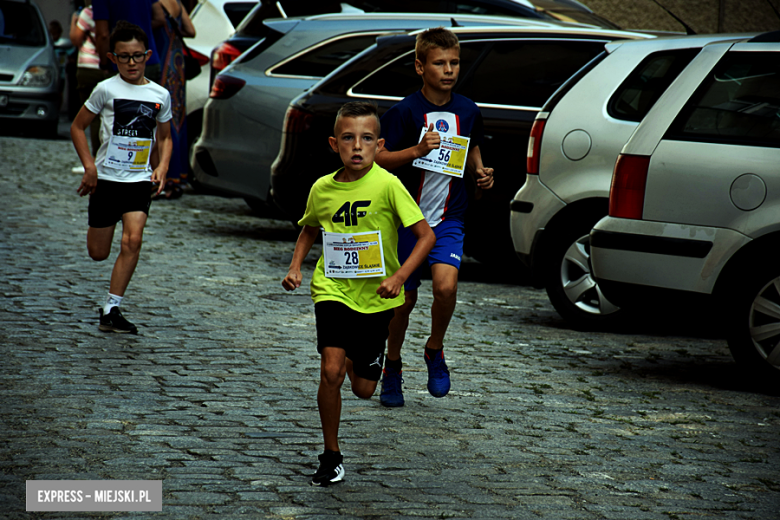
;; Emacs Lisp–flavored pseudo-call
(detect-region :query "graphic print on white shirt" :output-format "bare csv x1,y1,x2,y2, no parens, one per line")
104,99,161,172
418,111,460,227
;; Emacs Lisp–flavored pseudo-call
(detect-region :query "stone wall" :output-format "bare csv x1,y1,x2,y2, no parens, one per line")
581,0,780,34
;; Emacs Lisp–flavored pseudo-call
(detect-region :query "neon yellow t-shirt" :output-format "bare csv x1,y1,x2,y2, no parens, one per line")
298,163,424,313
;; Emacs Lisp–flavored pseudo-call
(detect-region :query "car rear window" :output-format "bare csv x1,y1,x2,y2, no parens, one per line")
608,48,700,122
456,39,606,108
665,51,780,148
0,1,46,47
271,34,379,78
223,2,257,28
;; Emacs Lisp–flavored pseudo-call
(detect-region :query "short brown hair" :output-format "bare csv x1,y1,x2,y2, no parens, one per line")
415,27,460,64
109,20,148,53
333,101,381,135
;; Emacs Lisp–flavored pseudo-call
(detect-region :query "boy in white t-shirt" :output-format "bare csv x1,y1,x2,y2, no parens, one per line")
71,20,172,334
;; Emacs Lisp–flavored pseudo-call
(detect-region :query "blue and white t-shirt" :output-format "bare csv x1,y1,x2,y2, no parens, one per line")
380,90,484,227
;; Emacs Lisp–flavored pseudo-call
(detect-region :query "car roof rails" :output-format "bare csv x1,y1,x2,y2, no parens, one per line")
748,30,780,42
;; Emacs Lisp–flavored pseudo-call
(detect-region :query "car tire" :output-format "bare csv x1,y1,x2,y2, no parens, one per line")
724,262,780,392
544,216,622,330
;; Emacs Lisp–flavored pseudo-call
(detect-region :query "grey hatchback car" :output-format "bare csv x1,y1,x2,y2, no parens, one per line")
0,0,60,137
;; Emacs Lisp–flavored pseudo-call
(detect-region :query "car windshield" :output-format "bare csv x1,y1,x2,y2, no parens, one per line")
0,1,47,46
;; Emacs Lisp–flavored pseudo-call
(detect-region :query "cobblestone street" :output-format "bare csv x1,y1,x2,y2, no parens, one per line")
1,134,779,519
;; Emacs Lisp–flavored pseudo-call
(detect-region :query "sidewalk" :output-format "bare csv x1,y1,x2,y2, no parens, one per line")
1,135,779,519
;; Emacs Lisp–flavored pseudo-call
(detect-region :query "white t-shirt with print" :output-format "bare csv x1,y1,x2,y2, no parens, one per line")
85,75,173,183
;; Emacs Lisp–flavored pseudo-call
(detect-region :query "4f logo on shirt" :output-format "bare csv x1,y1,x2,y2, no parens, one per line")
332,200,371,226
436,119,449,132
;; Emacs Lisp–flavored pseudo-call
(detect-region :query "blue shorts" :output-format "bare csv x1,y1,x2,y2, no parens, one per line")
398,218,464,292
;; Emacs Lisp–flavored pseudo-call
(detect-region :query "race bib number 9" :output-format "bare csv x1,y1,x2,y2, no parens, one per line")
105,135,152,171
412,128,470,178
323,231,385,279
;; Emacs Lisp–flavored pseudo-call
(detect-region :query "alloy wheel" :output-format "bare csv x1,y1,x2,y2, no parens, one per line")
748,276,780,369
560,235,619,316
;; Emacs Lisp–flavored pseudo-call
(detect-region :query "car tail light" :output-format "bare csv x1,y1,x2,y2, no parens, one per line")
526,118,546,175
209,75,246,99
186,47,211,67
609,154,651,219
284,107,313,134
211,41,242,72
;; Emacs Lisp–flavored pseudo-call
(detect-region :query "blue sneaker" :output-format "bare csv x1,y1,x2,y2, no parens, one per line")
425,349,451,397
379,367,405,407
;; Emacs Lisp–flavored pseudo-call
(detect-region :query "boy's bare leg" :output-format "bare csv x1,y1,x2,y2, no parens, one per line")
386,289,418,360
345,358,379,399
428,263,459,349
319,347,347,452
108,211,148,297
86,225,116,261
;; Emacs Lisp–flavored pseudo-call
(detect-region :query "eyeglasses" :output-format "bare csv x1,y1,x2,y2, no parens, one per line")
112,52,149,64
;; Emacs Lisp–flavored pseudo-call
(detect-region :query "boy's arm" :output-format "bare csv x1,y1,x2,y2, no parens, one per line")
377,219,435,299
71,106,99,197
375,123,440,171
466,144,494,190
152,120,172,194
282,225,320,291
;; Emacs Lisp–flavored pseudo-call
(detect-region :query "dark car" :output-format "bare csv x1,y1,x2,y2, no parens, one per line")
209,0,620,87
269,25,648,263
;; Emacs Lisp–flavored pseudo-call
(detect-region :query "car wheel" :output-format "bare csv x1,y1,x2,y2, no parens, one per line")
544,220,622,330
725,264,780,391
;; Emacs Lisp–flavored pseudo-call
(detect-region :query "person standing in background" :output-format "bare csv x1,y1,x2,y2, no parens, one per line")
152,0,195,200
48,20,73,110
70,5,105,159
92,0,165,83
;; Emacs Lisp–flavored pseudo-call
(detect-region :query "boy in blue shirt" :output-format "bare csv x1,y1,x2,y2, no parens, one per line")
376,27,494,407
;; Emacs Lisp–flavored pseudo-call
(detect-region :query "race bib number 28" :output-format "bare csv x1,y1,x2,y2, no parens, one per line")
323,231,385,278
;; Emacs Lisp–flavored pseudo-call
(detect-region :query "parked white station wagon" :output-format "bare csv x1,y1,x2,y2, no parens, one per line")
590,31,780,389
510,33,748,330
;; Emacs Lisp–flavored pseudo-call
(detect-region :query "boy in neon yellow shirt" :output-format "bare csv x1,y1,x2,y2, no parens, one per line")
282,101,435,486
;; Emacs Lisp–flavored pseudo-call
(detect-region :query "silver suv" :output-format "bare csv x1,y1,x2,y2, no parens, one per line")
509,33,749,330
590,32,780,388
0,0,60,137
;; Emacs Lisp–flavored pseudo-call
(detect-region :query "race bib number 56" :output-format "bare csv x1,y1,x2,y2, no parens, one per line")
412,128,470,178
323,231,385,278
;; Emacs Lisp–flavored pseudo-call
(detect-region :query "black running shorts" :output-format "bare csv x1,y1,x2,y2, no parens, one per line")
88,180,153,228
314,301,394,382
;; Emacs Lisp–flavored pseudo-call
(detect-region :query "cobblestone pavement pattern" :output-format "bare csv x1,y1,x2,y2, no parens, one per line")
1,135,779,520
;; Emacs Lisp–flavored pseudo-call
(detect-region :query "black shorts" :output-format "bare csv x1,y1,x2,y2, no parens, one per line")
314,301,394,382
88,180,153,228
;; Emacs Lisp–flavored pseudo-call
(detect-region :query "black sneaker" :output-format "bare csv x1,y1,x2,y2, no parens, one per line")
311,450,344,487
99,307,138,334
